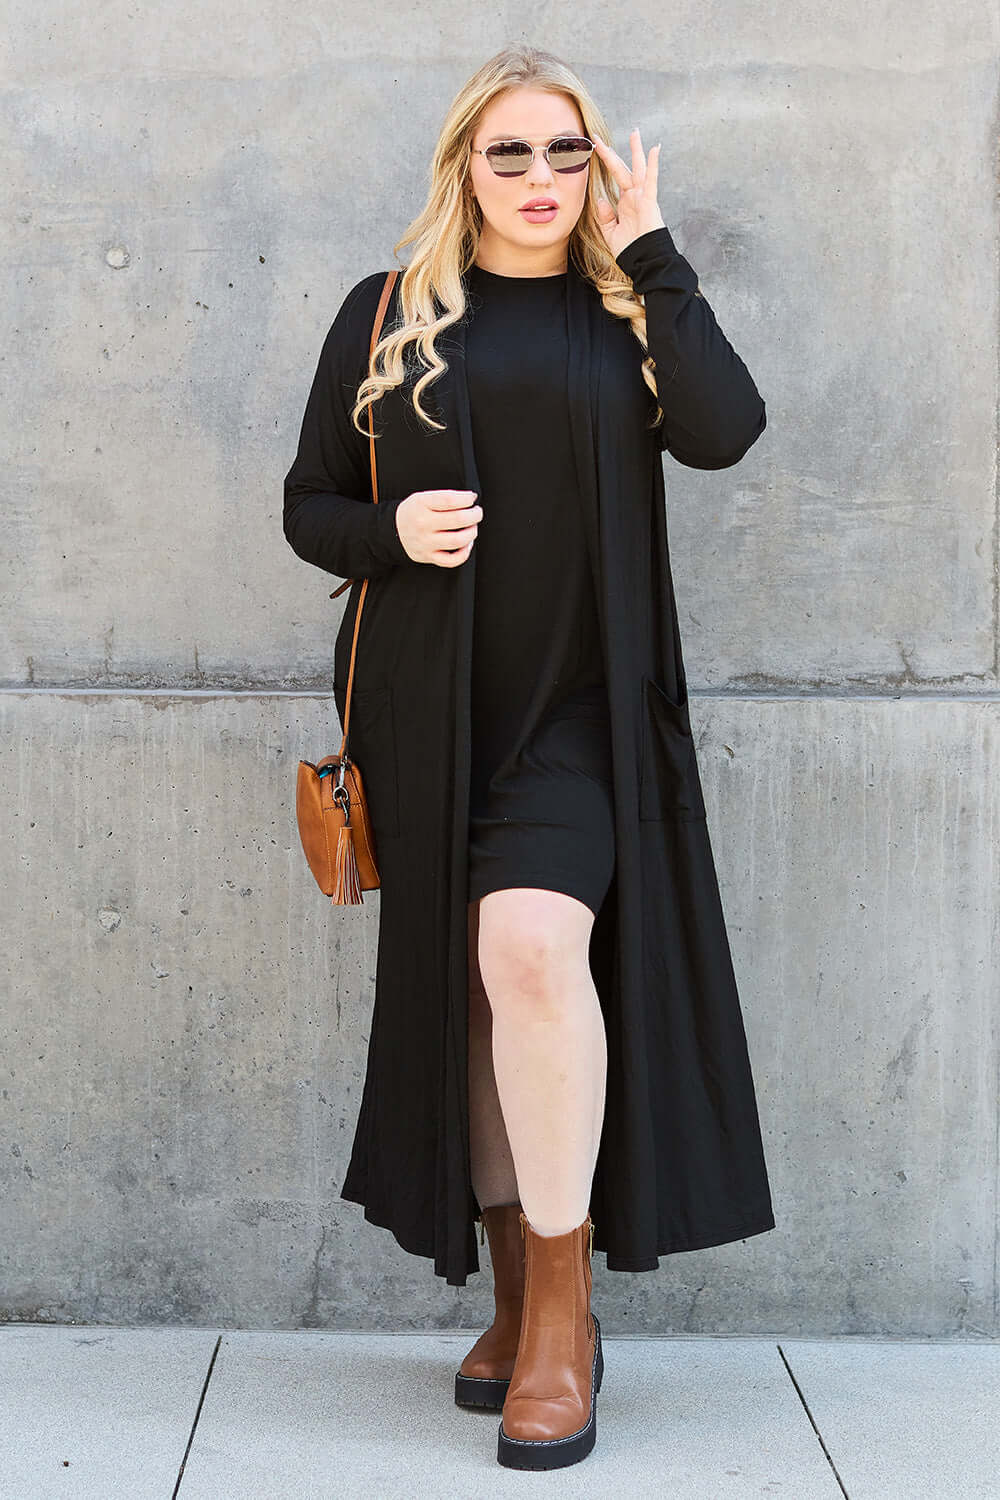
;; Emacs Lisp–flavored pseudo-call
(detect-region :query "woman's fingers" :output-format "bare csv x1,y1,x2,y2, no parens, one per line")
434,540,474,566
630,126,646,181
645,143,661,200
592,134,632,193
594,127,651,196
592,129,663,247
431,518,479,565
399,489,483,566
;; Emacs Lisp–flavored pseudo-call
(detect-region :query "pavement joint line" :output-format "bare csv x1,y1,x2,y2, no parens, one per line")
171,1332,222,1498
777,1342,851,1498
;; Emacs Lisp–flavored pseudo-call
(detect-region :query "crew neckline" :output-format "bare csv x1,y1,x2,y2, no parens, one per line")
469,263,568,282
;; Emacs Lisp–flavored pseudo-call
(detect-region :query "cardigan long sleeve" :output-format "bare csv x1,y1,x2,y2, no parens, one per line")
615,225,766,469
283,275,412,580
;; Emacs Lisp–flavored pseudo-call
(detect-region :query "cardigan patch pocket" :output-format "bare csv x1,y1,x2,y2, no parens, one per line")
336,681,400,839
638,674,707,822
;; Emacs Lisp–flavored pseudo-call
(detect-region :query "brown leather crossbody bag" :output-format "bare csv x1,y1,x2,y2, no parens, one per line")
295,269,400,904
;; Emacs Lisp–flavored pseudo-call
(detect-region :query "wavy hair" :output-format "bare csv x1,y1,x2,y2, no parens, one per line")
349,44,663,437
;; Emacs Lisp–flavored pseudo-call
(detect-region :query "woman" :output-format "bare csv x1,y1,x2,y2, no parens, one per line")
283,45,774,1471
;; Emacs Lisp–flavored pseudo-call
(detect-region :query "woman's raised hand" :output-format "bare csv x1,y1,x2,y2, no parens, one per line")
592,127,665,259
394,489,483,567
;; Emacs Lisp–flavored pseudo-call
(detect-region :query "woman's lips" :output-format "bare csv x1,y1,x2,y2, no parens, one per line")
519,205,557,222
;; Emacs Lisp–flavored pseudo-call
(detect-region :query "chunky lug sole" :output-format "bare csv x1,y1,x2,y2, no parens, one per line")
496,1313,603,1471
454,1370,510,1410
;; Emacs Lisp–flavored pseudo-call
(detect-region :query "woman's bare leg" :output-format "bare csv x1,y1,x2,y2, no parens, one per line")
467,898,520,1209
476,887,608,1236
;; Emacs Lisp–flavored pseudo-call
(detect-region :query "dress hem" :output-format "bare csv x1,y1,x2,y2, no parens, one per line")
340,1183,776,1286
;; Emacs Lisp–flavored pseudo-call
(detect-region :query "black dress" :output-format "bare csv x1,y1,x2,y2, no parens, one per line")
463,262,615,918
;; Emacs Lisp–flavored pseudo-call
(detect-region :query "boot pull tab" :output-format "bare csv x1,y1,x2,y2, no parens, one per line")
588,1220,595,1259
519,1211,526,1241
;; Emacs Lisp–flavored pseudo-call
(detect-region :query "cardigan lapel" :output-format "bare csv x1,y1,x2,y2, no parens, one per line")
447,289,483,499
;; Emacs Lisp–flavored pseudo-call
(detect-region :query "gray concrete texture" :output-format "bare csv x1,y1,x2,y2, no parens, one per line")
2,10,998,1332
3,693,998,1333
6,1326,999,1498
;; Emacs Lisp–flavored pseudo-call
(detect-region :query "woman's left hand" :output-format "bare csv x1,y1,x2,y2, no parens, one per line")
592,128,665,259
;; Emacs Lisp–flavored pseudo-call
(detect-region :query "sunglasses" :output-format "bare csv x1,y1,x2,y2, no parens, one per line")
470,135,595,177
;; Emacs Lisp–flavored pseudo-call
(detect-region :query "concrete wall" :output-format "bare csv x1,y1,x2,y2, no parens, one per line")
3,9,997,1334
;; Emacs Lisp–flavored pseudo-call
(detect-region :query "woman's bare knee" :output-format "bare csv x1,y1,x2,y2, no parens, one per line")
477,888,593,1016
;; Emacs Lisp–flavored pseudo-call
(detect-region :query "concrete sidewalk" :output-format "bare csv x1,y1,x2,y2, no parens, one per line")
0,1326,995,1498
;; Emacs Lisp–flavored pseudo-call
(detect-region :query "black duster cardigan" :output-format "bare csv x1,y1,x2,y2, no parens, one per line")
282,226,774,1285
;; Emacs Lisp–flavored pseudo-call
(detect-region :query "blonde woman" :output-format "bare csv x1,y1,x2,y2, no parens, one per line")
283,44,774,1471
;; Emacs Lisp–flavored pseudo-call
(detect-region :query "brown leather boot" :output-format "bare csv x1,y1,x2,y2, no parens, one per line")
454,1202,526,1409
497,1211,603,1469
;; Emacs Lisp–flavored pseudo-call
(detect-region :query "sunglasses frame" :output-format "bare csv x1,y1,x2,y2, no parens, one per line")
470,135,595,177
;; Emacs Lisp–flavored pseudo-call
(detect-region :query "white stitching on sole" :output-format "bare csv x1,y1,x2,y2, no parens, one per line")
498,1316,601,1449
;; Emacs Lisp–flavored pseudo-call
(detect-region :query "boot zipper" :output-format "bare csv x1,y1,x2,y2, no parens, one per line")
508,1213,592,1253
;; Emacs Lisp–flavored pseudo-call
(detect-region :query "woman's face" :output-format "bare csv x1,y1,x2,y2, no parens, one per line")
467,86,590,271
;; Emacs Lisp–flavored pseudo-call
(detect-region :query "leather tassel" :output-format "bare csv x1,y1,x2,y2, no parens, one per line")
331,822,363,905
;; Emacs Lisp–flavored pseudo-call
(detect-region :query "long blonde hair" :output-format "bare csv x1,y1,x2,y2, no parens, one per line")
350,44,662,437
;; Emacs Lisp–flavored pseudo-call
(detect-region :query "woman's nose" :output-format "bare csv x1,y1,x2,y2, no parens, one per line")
526,159,556,188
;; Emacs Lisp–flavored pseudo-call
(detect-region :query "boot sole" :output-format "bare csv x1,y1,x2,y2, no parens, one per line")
496,1313,603,1470
454,1372,510,1410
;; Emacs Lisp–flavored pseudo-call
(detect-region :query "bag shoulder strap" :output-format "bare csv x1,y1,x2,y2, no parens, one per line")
335,269,400,756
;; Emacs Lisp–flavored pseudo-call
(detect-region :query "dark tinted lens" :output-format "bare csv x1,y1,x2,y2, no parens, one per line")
484,140,533,176
548,137,593,173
